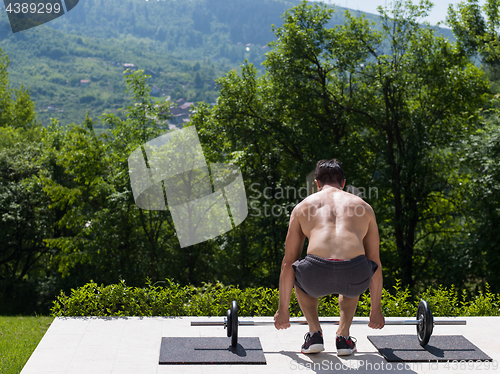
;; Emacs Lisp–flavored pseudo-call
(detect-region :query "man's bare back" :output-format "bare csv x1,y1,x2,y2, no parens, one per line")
295,185,373,260
275,159,384,345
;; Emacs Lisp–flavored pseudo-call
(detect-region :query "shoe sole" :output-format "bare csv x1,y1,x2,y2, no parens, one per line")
301,344,325,354
337,347,357,356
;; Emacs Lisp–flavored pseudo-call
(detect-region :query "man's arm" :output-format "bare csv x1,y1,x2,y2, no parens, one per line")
363,205,385,329
274,206,305,329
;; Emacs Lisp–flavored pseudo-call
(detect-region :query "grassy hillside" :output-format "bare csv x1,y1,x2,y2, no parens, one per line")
0,0,455,127
0,21,228,127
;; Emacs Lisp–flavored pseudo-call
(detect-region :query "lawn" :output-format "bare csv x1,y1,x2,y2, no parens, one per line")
0,316,54,374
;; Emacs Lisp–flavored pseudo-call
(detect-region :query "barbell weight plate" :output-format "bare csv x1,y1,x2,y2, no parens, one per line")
426,300,434,345
226,309,231,338
417,299,433,346
231,300,238,348
417,300,426,345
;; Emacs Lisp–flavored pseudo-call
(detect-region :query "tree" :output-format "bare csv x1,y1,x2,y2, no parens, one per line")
192,0,489,289
0,128,55,314
447,0,500,66
40,70,226,287
0,52,37,130
194,71,203,87
154,26,167,42
40,71,175,284
0,48,47,314
464,118,500,292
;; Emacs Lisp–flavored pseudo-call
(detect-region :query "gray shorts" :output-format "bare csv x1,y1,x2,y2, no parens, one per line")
292,254,378,298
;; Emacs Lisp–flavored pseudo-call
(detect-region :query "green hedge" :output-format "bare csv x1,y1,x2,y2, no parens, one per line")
51,280,500,317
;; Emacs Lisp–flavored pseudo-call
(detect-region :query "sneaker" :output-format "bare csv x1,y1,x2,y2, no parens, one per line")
301,331,325,354
336,335,357,356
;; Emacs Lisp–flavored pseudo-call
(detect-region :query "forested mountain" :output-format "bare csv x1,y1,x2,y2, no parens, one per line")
0,0,454,127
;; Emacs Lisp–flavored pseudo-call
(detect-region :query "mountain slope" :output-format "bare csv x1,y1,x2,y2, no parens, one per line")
0,0,455,127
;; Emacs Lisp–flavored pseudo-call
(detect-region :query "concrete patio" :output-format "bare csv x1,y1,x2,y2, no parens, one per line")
20,316,499,373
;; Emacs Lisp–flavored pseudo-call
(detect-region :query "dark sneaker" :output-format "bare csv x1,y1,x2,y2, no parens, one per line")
301,331,325,354
336,335,357,356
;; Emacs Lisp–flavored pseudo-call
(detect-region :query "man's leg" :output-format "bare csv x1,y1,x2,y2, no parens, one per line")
337,294,359,337
294,286,321,332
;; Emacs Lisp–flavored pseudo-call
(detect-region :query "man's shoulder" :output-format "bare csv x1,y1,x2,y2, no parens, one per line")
345,192,374,212
344,191,371,204
292,189,374,212
290,193,318,216
295,191,321,207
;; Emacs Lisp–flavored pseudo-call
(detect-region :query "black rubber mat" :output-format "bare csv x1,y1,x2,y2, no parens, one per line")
367,335,492,362
159,337,266,365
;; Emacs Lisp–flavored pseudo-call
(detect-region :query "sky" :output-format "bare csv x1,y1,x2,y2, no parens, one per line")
310,0,488,27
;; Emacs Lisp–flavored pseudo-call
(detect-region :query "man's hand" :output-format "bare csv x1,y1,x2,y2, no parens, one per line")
274,308,291,330
368,308,385,329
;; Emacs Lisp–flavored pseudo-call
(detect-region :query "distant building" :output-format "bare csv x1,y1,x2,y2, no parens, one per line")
170,113,190,124
123,63,135,75
169,99,195,125
170,103,193,115
80,79,90,87
179,102,193,111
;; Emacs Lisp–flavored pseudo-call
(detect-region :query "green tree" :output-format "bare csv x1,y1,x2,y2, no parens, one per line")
192,0,489,289
0,128,54,314
464,118,500,292
154,26,167,42
40,71,174,284
0,52,37,130
40,70,225,288
0,49,48,314
194,71,203,87
447,0,500,66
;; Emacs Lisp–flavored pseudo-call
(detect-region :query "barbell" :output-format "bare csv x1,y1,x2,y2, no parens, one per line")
191,300,467,348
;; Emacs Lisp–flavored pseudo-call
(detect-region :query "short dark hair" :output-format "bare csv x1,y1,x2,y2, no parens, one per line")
314,159,345,186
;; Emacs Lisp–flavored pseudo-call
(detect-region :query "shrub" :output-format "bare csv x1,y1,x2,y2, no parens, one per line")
51,280,500,317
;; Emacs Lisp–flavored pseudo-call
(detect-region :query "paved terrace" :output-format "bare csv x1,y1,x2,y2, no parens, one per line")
21,316,499,374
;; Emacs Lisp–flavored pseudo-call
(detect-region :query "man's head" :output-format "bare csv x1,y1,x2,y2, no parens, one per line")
314,159,345,189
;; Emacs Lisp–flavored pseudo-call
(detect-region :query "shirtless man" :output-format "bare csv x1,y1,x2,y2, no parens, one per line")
274,159,385,355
